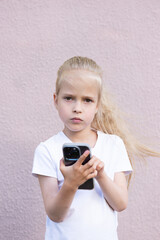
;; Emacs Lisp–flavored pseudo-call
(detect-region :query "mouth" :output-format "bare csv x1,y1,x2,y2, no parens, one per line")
70,118,83,123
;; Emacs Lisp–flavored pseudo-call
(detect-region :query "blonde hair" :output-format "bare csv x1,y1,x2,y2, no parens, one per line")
56,56,160,184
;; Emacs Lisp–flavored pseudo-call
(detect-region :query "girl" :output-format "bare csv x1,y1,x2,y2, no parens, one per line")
32,56,159,240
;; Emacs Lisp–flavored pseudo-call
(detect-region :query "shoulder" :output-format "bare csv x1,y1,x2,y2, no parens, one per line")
32,132,64,178
97,131,127,153
34,131,64,157
37,131,63,148
97,131,123,145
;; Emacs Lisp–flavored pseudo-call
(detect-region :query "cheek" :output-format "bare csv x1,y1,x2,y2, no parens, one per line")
58,106,69,119
86,107,97,120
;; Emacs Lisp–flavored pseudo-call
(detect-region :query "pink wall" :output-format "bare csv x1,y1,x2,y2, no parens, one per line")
0,1,160,239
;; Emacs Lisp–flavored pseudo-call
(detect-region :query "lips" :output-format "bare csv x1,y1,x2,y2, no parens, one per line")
71,117,82,123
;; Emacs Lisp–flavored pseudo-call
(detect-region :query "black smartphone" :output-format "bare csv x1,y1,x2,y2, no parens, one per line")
62,143,94,190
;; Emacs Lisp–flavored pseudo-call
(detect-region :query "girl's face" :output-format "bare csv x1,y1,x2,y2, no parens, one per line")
54,69,100,135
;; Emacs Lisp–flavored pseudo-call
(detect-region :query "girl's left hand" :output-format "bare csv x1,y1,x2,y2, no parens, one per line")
89,156,105,179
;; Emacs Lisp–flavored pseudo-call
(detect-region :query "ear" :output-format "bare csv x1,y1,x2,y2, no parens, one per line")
53,93,58,109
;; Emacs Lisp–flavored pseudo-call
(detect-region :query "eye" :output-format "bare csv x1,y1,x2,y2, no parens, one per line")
64,96,72,101
84,98,93,103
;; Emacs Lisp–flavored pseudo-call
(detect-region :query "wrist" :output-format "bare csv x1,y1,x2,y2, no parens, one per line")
96,171,106,182
63,179,78,192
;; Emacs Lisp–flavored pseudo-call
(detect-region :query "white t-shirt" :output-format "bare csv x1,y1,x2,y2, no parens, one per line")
32,131,132,240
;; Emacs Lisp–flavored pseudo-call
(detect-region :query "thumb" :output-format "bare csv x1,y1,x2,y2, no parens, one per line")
96,162,104,171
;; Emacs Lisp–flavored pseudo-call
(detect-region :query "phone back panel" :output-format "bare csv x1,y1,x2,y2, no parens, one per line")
63,144,94,190
78,145,93,189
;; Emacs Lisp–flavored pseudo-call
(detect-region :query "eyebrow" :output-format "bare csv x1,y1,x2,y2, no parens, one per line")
62,93,96,100
82,95,96,100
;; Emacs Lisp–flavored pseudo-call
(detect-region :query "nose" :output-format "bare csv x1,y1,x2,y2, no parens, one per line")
72,101,82,113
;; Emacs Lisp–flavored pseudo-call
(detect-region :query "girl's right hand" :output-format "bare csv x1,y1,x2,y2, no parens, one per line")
60,150,98,189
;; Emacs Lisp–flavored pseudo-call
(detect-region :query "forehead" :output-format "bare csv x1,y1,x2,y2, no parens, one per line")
59,69,101,94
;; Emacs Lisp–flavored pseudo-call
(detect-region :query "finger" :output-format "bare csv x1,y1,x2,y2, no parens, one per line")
86,169,98,179
96,162,104,171
83,159,100,175
84,166,96,177
83,156,99,170
89,156,104,169
75,150,90,166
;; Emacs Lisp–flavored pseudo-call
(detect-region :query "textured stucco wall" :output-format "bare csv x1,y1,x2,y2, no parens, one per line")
0,1,160,239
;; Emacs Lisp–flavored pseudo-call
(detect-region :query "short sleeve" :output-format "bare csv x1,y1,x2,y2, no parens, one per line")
32,143,57,178
114,136,133,175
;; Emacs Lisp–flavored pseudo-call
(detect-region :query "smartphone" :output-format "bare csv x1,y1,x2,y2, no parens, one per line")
62,143,94,190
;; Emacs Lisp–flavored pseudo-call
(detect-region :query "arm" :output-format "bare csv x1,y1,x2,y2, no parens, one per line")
38,151,97,222
38,175,77,222
89,156,128,212
96,171,128,212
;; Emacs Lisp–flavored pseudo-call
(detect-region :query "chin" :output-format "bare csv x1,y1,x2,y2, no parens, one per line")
65,126,85,133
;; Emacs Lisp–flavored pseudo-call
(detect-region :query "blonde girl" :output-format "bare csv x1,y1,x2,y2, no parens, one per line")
32,56,159,240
